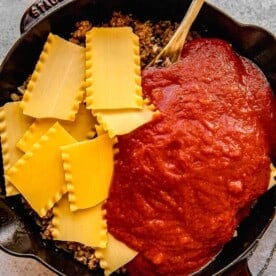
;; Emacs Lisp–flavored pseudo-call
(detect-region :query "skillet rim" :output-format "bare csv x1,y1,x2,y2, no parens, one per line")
0,0,275,275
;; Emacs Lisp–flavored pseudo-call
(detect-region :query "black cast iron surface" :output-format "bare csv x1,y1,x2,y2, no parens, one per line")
0,0,275,275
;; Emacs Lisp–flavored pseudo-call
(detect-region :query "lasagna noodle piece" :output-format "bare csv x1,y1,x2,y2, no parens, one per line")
95,124,107,136
51,195,107,248
85,27,143,110
268,163,276,189
95,233,138,276
6,122,76,217
20,33,85,121
0,102,34,196
61,133,116,211
94,104,158,138
17,103,97,152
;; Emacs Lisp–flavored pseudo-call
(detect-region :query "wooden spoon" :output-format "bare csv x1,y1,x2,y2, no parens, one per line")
147,0,205,67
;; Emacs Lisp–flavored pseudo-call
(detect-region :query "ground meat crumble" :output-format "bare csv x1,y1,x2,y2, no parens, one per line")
69,11,180,68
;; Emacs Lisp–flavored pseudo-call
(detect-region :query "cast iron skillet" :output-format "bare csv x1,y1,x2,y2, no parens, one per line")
0,0,275,275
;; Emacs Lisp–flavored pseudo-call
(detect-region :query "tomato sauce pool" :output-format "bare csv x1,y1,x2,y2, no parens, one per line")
106,38,276,275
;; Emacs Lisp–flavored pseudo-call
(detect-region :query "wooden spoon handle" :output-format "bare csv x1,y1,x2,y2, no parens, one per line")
148,0,205,67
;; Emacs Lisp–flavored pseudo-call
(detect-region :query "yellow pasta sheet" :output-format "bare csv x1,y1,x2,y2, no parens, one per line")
6,122,76,217
268,163,276,189
86,27,143,110
94,105,158,138
0,102,34,196
95,233,138,276
51,195,107,248
61,133,115,211
20,33,85,121
17,103,96,152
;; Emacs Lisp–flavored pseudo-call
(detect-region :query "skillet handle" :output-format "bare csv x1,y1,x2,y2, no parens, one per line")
20,0,73,34
222,258,251,276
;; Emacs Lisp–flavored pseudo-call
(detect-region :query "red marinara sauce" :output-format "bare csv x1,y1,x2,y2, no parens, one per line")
106,38,276,275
